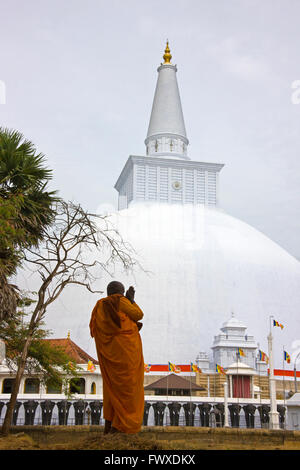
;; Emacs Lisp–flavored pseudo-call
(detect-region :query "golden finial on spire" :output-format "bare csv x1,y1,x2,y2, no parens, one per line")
163,40,172,64
67,331,70,339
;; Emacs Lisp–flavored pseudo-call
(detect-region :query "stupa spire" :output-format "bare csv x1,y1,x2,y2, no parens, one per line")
145,41,189,160
163,40,172,64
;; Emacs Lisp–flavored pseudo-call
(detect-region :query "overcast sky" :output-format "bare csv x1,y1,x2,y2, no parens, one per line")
1,0,300,259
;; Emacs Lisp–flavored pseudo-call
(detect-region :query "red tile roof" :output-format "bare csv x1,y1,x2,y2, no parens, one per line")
144,373,205,391
43,338,98,365
145,364,192,372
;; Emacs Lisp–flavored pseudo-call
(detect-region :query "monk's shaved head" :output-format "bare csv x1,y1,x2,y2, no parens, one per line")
107,281,125,296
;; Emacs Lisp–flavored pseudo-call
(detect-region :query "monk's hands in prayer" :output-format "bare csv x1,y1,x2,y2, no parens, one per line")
126,286,135,303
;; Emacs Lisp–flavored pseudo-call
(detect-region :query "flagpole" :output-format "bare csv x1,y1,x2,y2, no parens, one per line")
268,315,279,429
282,346,286,430
257,347,262,429
189,363,192,427
236,349,240,414
214,368,216,398
294,352,300,393
166,363,169,406
39,376,42,425
223,380,229,427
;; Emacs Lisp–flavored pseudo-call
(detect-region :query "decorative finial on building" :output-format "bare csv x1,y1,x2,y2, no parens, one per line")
163,40,172,64
67,331,70,339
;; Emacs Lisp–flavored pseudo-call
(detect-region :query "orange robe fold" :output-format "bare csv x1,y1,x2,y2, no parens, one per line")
89,294,144,434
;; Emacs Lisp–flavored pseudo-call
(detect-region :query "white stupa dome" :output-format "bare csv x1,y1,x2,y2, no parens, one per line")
43,200,300,367
221,314,247,331
75,201,299,365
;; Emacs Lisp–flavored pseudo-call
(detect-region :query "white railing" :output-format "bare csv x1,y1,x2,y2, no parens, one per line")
0,396,286,430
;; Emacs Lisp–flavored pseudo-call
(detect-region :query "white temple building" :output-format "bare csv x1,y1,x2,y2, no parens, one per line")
211,313,258,370
44,42,300,369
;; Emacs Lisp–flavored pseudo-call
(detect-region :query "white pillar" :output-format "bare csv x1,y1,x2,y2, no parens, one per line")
20,377,25,394
40,382,47,395
229,375,233,397
223,381,230,427
251,376,254,399
268,330,280,429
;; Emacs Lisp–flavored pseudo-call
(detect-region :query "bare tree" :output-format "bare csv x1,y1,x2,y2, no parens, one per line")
1,200,140,435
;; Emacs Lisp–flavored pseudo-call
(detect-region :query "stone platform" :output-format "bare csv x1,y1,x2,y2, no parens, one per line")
2,425,300,450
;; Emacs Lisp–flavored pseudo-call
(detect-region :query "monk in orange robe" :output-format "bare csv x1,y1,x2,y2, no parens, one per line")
89,281,144,434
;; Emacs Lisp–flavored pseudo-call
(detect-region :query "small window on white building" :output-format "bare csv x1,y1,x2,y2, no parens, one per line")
2,378,15,394
24,378,40,394
46,381,62,394
70,378,85,394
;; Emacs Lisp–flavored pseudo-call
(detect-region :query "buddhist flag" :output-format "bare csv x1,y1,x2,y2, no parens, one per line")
168,362,181,373
273,320,284,330
87,360,96,372
284,351,291,364
190,362,201,373
67,361,75,370
258,350,269,363
216,364,226,375
237,348,245,357
144,363,151,373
